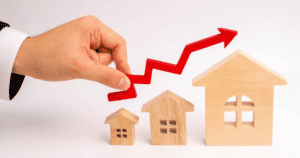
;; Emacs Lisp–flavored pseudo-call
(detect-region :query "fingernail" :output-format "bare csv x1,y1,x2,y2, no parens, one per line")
118,78,128,90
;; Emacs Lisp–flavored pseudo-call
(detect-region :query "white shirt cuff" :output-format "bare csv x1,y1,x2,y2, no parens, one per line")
0,27,29,100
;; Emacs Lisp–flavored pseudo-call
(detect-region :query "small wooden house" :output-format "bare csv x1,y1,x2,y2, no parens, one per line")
105,108,139,145
142,90,194,145
192,50,287,146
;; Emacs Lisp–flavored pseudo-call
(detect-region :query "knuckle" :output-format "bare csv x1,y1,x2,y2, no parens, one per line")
80,15,100,26
119,36,127,45
84,15,98,21
78,16,103,33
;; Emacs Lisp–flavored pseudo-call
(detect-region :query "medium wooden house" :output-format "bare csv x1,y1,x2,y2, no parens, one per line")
142,90,194,145
192,50,287,145
105,108,139,145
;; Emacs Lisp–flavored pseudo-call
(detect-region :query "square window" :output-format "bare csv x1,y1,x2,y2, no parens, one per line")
117,134,121,138
122,129,127,132
170,128,177,134
224,111,236,122
160,120,167,125
123,134,127,138
169,120,176,125
242,111,254,122
116,129,121,132
160,128,167,134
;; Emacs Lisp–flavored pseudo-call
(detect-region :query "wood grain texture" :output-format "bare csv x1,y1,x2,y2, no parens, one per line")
193,49,287,88
105,108,139,146
205,87,274,145
142,90,194,145
193,50,287,146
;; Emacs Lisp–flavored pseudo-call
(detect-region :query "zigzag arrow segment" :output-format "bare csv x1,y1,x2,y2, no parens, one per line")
108,28,238,102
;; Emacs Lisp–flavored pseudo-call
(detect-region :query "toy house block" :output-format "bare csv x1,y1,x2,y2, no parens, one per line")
105,108,139,146
142,90,194,145
192,50,287,146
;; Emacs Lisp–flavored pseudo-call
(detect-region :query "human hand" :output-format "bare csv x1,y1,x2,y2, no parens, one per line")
13,15,132,90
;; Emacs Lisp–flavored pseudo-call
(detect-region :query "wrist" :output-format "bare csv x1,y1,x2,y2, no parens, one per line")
13,37,32,75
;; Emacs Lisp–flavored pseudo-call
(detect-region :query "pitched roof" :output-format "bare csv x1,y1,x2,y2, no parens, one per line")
192,50,287,87
141,90,194,112
105,108,139,124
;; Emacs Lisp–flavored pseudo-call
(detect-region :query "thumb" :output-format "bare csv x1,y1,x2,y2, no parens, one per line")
81,62,131,90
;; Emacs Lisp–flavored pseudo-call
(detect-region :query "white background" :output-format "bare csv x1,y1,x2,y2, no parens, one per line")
0,0,299,157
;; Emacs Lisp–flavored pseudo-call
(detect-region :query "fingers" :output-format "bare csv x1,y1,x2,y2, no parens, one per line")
88,17,132,74
111,41,132,74
80,61,131,91
100,30,132,74
79,16,132,90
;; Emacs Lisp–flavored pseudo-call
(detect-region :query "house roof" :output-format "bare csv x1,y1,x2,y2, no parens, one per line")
141,90,194,112
192,50,287,87
105,108,139,124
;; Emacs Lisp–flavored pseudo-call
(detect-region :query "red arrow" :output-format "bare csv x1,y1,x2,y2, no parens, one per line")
108,28,238,101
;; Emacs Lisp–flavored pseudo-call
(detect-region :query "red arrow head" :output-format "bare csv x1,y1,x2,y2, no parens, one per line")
218,28,238,48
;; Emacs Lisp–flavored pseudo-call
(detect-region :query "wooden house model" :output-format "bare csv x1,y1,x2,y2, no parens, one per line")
105,108,139,145
192,50,287,146
142,90,194,145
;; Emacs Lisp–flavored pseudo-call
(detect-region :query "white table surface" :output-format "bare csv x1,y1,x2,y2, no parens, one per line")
0,0,299,157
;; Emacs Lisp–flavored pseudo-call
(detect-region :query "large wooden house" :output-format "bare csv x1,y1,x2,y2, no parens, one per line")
192,50,287,145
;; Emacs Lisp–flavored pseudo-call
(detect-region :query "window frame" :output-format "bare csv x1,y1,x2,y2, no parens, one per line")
115,128,128,138
224,95,255,128
159,119,178,134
